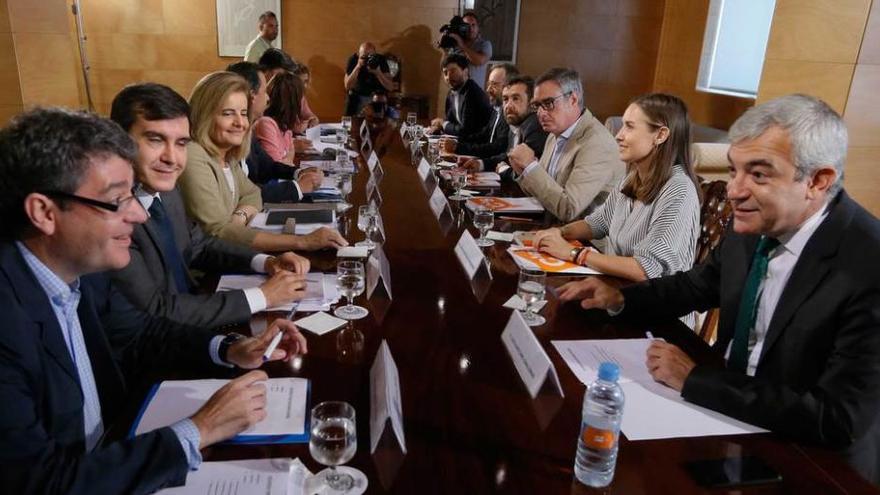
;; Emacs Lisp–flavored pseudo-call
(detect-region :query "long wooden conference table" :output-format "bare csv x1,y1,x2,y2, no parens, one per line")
202,119,878,494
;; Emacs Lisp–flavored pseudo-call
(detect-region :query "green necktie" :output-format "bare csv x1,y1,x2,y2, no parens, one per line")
729,235,780,373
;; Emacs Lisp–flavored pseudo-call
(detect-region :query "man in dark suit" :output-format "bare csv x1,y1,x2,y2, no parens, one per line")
0,107,308,494
108,83,309,328
460,75,548,178
558,94,880,484
447,63,517,154
428,53,492,141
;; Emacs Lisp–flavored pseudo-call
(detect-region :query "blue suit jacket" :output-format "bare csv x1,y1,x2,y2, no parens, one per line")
0,242,220,494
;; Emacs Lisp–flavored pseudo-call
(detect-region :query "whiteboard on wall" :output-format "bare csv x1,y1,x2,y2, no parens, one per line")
216,0,282,57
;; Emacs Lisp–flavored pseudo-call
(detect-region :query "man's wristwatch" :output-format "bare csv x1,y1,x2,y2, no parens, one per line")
218,332,246,364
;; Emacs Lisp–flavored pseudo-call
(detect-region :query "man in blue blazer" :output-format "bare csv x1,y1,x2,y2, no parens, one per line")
558,95,880,484
0,107,308,494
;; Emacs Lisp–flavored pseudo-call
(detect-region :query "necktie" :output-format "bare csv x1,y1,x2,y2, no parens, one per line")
149,198,190,293
58,290,104,451
546,136,568,179
728,235,780,373
490,108,501,142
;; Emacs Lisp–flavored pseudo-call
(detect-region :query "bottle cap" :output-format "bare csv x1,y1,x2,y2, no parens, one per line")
598,362,620,382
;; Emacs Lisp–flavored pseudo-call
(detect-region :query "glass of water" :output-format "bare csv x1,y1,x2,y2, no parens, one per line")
449,168,468,201
406,112,417,127
355,204,378,250
518,268,546,326
427,140,441,171
309,401,364,492
341,116,352,144
473,207,495,247
334,260,368,320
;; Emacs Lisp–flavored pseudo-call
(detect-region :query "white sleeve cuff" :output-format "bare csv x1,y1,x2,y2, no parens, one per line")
520,160,540,177
243,287,268,313
607,303,625,317
251,254,270,273
292,180,303,199
170,419,202,470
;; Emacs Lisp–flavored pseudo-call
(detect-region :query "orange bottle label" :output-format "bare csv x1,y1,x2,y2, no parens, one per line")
582,425,615,450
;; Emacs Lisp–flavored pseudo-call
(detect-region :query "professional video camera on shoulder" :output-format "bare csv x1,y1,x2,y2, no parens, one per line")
439,15,470,49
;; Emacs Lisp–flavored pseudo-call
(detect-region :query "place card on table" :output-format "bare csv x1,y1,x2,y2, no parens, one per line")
429,186,451,221
399,123,408,138
367,150,384,180
360,119,370,140
417,157,431,181
370,340,407,454
360,136,373,158
367,175,383,205
338,246,370,258
454,230,488,280
367,245,393,299
487,230,515,242
501,311,564,399
374,212,387,244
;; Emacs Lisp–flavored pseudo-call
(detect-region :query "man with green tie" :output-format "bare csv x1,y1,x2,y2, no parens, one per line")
556,94,880,485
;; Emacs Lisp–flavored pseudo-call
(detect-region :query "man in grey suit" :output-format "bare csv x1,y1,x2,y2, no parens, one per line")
508,68,623,222
558,95,880,484
109,83,309,328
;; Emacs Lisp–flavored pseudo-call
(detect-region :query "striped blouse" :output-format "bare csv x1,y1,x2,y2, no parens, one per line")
584,165,700,279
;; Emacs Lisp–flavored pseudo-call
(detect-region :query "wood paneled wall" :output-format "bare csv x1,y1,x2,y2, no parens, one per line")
757,0,878,215
843,0,880,214
651,0,753,130
516,0,665,122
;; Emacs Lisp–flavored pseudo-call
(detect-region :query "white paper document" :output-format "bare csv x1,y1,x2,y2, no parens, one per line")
501,311,563,398
134,378,309,443
453,230,486,279
294,311,348,336
370,340,407,454
249,211,335,235
155,458,312,495
551,339,767,440
216,273,338,312
338,246,370,258
487,230,514,242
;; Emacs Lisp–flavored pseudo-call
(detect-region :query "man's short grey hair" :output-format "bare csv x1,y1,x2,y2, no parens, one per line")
729,94,847,195
535,67,584,111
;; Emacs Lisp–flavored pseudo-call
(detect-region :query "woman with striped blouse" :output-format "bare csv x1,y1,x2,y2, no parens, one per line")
532,93,701,282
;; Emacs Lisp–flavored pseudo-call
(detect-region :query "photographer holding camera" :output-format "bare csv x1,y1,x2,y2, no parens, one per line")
343,42,395,116
440,12,493,90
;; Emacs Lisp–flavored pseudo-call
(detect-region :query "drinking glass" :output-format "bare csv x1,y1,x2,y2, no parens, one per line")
518,268,546,326
335,129,345,147
406,112,417,127
309,401,365,492
355,204,378,250
449,168,468,201
341,116,352,144
427,141,441,171
473,207,495,247
334,260,368,319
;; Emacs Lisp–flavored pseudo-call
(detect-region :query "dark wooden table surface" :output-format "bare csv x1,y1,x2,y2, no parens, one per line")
203,120,878,494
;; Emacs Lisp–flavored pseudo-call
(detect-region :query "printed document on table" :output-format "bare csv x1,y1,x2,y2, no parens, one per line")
132,378,310,444
216,272,339,312
154,458,312,495
552,339,767,440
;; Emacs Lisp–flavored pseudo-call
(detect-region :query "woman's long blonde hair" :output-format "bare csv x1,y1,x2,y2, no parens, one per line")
189,71,252,163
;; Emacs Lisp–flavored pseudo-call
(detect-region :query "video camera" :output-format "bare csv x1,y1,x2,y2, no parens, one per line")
439,15,471,49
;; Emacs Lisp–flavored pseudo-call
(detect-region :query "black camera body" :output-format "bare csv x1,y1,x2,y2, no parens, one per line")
365,53,386,70
439,15,471,49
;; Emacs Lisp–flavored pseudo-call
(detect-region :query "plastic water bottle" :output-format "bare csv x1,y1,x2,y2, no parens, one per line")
575,361,625,487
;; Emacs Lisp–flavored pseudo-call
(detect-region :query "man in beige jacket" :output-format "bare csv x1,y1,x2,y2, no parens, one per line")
508,68,623,222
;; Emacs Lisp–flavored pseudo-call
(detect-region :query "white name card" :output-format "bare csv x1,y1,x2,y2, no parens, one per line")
399,123,408,138
367,245,393,299
360,119,369,139
501,311,564,399
366,176,382,205
417,158,430,181
305,125,320,143
429,186,450,220
367,151,384,178
454,230,485,279
374,212,387,244
370,340,407,454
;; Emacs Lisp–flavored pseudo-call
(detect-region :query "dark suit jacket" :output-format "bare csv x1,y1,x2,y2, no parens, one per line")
442,79,492,141
620,191,880,484
491,113,549,175
246,139,303,203
456,106,509,155
110,187,258,329
0,242,222,494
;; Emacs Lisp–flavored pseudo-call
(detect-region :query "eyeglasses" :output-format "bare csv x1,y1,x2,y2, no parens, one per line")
529,92,572,113
42,188,141,214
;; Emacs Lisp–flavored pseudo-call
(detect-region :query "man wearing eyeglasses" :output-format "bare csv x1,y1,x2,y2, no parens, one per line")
0,107,308,493
107,83,311,329
507,67,623,222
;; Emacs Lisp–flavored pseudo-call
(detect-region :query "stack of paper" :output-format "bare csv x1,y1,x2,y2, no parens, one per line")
465,196,544,213
155,458,312,495
551,339,767,440
507,246,600,275
132,377,311,444
216,272,340,312
250,209,337,234
439,170,501,188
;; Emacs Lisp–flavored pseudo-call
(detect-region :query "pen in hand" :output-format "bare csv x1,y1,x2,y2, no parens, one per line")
262,302,300,362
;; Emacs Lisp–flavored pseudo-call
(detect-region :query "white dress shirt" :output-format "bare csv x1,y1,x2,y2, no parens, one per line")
725,205,830,376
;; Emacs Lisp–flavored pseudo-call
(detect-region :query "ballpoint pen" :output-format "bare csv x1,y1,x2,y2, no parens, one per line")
262,301,300,362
